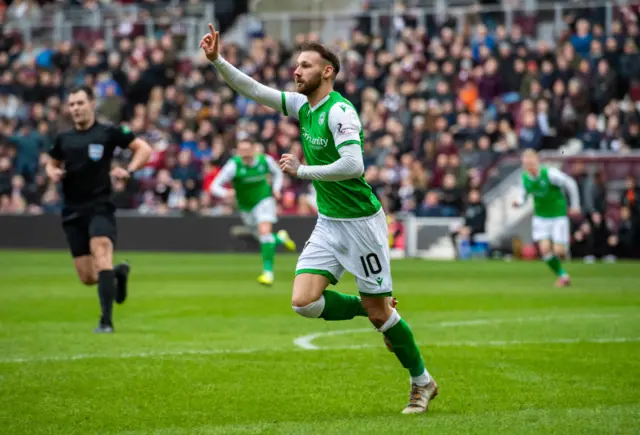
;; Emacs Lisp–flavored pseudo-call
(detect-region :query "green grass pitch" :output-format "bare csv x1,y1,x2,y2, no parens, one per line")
1,251,639,434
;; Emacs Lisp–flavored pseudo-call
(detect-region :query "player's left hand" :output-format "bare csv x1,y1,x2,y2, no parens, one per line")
568,207,581,218
200,23,220,62
273,190,282,201
111,167,130,180
279,154,301,177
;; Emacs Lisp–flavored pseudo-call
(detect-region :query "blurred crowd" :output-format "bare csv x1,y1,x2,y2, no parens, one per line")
568,163,640,260
1,1,640,222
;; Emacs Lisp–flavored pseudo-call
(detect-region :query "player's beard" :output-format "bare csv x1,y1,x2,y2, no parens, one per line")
295,73,322,96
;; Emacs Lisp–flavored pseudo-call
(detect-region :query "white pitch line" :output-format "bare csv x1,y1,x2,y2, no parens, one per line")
319,337,640,351
292,313,623,350
2,336,637,364
0,314,627,364
293,328,372,350
0,347,274,364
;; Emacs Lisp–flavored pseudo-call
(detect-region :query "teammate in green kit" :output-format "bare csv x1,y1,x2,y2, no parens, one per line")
210,139,296,286
201,24,438,414
513,149,581,287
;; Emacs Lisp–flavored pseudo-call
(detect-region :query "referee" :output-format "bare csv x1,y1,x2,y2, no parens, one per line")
46,85,152,333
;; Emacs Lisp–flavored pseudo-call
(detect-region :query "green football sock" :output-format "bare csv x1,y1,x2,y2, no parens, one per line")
273,232,284,247
544,255,566,277
384,318,426,377
260,234,276,273
320,290,367,321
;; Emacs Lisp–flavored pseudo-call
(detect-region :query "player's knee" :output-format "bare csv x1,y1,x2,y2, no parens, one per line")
292,297,324,319
364,303,393,329
367,307,399,330
78,271,96,286
90,238,112,264
291,293,319,309
259,233,275,244
367,312,388,329
257,223,272,237
291,274,328,309
553,245,566,258
538,242,551,256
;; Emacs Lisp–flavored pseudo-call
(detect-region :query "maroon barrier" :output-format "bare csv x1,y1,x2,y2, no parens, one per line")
0,214,318,252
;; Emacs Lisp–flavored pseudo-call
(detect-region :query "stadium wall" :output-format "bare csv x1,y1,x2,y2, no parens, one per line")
0,215,317,253
0,215,459,255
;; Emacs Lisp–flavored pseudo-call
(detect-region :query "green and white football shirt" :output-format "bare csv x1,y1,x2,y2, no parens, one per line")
520,166,580,218
281,90,381,220
210,153,283,212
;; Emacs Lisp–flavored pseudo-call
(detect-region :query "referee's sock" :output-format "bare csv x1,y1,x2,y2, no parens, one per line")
98,270,115,326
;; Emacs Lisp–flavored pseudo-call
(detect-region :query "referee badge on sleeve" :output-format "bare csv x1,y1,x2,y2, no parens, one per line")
88,144,104,161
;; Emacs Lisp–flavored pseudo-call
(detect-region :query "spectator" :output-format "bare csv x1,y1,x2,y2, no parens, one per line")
616,206,637,258
450,189,487,259
474,136,497,173
478,57,502,105
591,59,617,113
416,190,443,217
1,4,639,219
570,19,593,59
439,173,464,217
536,100,554,143
620,176,640,218
519,110,542,150
583,212,618,263
0,156,12,210
9,123,44,183
580,114,603,150
584,170,608,217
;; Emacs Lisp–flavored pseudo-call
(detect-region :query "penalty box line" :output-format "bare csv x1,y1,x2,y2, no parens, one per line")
1,313,629,364
3,336,638,364
293,313,627,350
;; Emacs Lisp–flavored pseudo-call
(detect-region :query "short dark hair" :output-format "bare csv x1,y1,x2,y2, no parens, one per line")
68,85,95,100
299,42,340,77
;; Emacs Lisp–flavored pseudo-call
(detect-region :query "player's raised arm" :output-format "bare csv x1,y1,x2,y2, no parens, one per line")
513,177,529,208
281,103,364,181
209,159,237,199
200,23,284,113
547,167,581,212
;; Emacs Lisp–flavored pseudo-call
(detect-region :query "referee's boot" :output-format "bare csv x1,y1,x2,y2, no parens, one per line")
94,319,114,334
114,262,131,304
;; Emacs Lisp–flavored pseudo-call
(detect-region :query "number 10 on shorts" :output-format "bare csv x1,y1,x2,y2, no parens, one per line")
360,253,382,277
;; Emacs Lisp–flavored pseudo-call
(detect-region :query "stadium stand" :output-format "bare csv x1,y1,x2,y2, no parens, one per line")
0,0,638,257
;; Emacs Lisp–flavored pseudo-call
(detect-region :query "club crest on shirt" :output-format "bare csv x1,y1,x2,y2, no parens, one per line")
318,112,326,126
88,144,104,161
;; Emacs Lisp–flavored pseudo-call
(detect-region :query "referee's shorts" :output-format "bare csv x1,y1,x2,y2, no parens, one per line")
62,204,118,258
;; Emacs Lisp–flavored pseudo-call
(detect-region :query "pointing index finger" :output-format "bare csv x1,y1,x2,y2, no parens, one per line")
208,23,216,37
